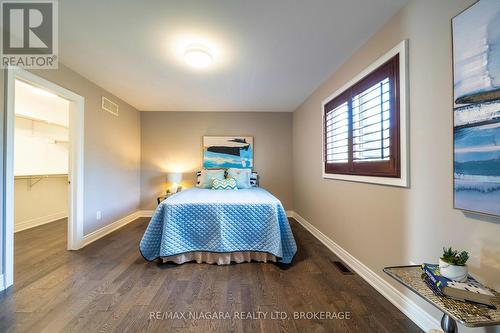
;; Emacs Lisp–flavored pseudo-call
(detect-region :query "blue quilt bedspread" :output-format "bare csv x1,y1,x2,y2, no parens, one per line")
139,188,297,264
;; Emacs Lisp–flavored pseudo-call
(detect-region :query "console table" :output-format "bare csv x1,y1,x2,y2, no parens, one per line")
384,265,500,333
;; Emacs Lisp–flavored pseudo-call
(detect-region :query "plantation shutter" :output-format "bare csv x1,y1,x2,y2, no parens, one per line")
324,54,400,178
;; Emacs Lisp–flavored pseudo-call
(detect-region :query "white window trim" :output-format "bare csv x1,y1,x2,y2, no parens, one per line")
321,39,409,187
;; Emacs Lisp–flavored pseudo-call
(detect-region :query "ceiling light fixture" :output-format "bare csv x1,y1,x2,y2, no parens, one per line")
183,44,213,68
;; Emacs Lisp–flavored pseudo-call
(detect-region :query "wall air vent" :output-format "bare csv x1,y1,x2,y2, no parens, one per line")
102,96,119,116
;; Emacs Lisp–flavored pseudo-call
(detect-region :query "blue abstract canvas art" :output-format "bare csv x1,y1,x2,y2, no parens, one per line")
453,0,500,216
203,136,253,169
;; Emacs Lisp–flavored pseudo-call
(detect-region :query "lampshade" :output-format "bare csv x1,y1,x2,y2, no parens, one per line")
167,172,182,185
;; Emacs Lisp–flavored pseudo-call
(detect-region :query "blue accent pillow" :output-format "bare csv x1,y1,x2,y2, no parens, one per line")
227,168,252,189
197,169,225,189
212,177,238,190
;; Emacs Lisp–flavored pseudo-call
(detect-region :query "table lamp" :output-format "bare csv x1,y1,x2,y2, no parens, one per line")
167,172,182,194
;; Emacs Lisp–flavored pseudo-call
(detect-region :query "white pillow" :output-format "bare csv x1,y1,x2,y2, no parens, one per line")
227,168,252,189
197,169,225,189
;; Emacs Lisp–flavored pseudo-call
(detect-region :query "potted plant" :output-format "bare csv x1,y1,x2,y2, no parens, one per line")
439,247,469,282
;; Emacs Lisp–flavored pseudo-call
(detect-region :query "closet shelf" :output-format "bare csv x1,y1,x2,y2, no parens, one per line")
14,174,69,188
14,174,68,179
15,114,69,129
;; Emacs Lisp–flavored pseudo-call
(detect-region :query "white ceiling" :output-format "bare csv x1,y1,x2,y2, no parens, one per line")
59,0,408,112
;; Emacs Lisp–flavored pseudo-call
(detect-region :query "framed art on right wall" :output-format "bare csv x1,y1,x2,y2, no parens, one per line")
452,0,500,217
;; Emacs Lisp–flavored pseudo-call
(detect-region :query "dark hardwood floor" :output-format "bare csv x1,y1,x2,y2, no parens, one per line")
0,217,422,333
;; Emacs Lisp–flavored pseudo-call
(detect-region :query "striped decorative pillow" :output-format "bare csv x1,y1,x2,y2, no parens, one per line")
196,171,202,185
250,172,259,187
212,178,238,190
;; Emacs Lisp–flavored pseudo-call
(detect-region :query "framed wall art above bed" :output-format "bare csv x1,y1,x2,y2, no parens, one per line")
202,136,253,169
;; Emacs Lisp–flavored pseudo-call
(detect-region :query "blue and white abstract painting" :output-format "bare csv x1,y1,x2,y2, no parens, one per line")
453,0,500,216
203,136,253,169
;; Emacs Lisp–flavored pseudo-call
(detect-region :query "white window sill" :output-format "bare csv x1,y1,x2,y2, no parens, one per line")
323,172,408,188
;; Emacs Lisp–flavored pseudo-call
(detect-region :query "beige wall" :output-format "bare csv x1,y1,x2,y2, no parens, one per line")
14,178,68,232
293,0,500,331
28,65,141,235
140,111,293,210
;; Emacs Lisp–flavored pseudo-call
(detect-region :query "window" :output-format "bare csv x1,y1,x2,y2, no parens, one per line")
323,41,408,186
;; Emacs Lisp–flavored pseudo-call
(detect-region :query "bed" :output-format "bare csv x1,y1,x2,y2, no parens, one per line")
139,187,297,265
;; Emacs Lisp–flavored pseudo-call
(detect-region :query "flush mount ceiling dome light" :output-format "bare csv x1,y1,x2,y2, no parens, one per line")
183,44,213,68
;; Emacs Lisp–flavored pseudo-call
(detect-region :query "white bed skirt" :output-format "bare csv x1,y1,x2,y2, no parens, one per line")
161,251,277,265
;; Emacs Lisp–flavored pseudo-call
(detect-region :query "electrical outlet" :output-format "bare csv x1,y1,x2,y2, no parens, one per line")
96,211,102,220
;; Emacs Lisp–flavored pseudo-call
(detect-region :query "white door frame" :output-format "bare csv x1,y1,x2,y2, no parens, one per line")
2,67,85,290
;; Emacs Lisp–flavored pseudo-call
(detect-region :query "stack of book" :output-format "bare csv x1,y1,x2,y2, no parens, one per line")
421,263,498,307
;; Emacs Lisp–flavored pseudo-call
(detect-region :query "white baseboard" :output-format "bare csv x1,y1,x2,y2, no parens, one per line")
0,274,4,292
138,210,154,217
14,211,67,233
83,211,141,246
82,210,157,246
289,211,439,332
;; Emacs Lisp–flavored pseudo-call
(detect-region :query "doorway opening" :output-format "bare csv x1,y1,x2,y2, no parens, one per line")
14,79,70,231
2,68,85,290
13,79,70,285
